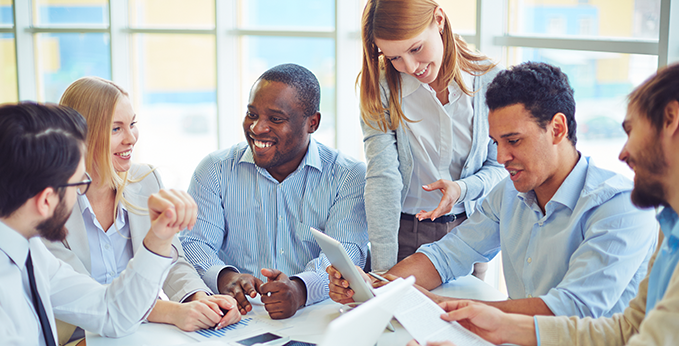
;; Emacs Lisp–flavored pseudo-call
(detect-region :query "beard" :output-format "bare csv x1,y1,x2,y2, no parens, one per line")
630,137,669,209
36,198,70,242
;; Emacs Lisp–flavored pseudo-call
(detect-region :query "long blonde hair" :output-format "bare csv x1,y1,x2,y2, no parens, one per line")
359,0,495,132
59,76,148,216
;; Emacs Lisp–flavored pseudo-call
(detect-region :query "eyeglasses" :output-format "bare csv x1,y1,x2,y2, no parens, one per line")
56,172,92,196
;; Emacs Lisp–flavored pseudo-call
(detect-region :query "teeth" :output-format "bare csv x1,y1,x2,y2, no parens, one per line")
509,170,517,176
415,65,427,76
254,140,273,148
116,150,132,158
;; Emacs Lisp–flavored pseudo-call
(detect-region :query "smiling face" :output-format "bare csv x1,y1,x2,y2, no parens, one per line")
110,95,138,173
489,103,562,197
375,18,444,86
242,79,319,182
619,105,668,208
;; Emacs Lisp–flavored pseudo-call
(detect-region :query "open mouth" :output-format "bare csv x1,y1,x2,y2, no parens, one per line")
114,149,132,159
507,168,522,181
250,135,276,151
414,64,429,77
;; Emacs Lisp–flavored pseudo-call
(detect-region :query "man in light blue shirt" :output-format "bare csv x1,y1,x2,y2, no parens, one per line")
328,62,657,319
418,62,679,346
181,64,368,320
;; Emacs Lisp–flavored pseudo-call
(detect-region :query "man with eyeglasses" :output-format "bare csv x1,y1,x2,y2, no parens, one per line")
0,103,231,346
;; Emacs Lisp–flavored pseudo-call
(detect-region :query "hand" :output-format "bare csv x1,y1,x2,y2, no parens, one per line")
326,265,372,304
217,270,263,315
144,189,198,256
259,268,307,319
202,295,242,329
438,300,511,345
165,294,240,332
415,180,461,221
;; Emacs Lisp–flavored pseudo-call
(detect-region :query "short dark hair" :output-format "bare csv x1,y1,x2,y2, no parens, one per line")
0,103,87,217
486,62,577,146
629,63,679,132
258,63,321,117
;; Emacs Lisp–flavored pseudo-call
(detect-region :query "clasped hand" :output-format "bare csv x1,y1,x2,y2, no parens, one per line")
218,268,307,319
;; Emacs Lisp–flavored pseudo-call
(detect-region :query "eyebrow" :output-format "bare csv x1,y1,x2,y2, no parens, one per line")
621,120,629,131
112,114,136,124
383,40,424,58
247,105,288,117
500,132,521,138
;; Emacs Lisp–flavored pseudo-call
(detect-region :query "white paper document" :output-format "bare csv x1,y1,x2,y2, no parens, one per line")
390,285,493,346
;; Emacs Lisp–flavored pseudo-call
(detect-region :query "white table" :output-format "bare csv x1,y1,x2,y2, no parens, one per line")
87,276,507,346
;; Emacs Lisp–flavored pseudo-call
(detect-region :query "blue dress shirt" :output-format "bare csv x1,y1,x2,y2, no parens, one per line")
646,207,679,314
418,156,657,318
78,194,134,284
180,139,369,306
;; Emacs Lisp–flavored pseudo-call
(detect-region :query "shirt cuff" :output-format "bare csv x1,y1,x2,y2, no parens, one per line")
534,316,541,346
292,271,329,306
204,265,239,294
179,289,212,303
456,180,468,203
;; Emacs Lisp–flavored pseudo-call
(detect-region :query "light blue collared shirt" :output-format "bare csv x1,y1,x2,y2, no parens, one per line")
78,194,133,284
418,156,657,318
180,139,369,306
646,207,679,314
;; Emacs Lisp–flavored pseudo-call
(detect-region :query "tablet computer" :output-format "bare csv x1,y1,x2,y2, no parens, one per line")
310,227,375,302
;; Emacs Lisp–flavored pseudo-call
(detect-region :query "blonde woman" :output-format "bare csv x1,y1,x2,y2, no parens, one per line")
358,0,507,272
43,77,240,345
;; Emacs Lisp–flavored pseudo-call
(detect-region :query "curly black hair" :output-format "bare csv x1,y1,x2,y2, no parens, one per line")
486,62,577,146
258,63,321,118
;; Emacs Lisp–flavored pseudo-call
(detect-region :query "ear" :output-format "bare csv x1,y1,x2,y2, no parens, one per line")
33,187,59,217
550,113,569,145
306,112,321,134
663,100,679,137
434,7,445,32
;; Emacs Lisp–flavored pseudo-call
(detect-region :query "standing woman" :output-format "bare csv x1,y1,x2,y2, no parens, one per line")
44,77,240,345
360,0,507,273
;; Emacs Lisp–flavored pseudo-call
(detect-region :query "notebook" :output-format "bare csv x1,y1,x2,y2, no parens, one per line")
318,277,415,346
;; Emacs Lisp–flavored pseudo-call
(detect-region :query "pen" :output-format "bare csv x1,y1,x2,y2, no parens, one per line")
368,271,390,282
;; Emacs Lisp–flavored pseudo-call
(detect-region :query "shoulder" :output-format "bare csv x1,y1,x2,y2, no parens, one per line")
126,163,162,192
580,157,633,203
474,61,504,89
193,142,249,178
315,140,366,182
571,157,648,221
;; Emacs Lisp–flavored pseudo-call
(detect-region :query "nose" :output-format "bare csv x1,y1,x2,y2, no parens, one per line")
249,118,270,135
495,143,511,165
618,140,629,163
123,127,137,145
402,56,419,75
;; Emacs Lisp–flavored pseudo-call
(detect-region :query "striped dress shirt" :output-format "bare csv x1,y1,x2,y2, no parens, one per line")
180,139,368,305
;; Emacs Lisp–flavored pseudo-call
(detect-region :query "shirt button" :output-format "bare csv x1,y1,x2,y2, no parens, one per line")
109,271,115,276
104,244,110,250
280,249,284,254
527,294,533,298
527,257,532,263
538,222,543,226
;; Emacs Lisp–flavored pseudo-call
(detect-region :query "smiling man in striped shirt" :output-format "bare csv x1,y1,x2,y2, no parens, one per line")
180,63,369,319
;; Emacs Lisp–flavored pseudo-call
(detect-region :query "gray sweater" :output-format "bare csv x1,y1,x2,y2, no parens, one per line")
361,64,507,271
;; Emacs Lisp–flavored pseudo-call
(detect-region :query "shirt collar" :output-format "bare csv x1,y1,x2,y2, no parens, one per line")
240,138,322,173
0,220,30,270
657,207,679,245
77,193,128,227
517,154,587,212
399,71,473,99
